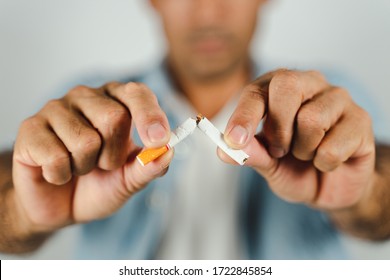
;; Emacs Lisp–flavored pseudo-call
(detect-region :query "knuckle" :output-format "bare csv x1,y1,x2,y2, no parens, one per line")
45,152,70,169
355,106,372,127
67,85,94,99
137,111,165,127
271,70,301,95
20,115,43,132
125,82,147,95
307,70,326,83
331,86,351,101
71,85,90,94
16,117,45,161
243,84,267,101
268,126,291,144
297,106,327,132
100,106,130,127
316,146,341,167
75,130,101,155
275,128,291,141
236,108,253,119
105,81,121,89
125,82,157,102
124,81,143,93
231,108,258,125
18,117,48,145
43,99,65,112
72,85,90,92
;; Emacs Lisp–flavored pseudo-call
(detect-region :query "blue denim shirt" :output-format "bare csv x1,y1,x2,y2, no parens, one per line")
73,61,383,260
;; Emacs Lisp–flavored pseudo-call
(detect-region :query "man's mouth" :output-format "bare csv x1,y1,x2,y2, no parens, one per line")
192,37,228,53
188,29,232,54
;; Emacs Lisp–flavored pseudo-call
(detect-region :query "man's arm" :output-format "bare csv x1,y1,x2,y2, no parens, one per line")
329,144,390,240
0,151,50,253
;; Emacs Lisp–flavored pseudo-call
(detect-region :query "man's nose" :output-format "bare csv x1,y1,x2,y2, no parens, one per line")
193,0,226,25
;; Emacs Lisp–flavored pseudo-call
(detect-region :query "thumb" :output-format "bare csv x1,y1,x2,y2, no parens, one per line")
217,135,278,178
122,148,174,194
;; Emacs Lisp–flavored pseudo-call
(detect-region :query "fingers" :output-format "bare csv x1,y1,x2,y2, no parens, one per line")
313,105,373,172
222,68,374,210
224,83,266,149
292,87,351,161
16,81,170,188
262,70,328,158
64,85,131,170
224,69,369,172
105,82,170,148
225,70,328,158
65,82,170,171
39,99,102,176
223,69,331,173
14,116,72,185
224,71,274,149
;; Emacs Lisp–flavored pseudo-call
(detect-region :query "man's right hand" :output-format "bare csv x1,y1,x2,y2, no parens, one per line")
12,82,173,234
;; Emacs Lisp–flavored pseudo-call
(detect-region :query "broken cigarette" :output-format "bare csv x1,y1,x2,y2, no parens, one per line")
136,114,249,166
196,114,249,165
136,117,197,166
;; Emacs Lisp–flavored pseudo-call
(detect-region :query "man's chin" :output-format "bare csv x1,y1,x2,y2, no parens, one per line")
185,56,240,82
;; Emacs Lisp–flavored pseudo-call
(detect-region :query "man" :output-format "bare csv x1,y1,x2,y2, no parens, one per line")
1,0,390,259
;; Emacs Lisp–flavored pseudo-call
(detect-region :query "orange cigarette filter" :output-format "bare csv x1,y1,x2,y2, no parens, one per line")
136,145,169,166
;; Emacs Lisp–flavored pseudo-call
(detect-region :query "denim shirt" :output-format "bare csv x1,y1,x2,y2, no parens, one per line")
74,61,383,260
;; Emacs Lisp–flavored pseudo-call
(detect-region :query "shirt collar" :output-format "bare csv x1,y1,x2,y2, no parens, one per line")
141,58,263,126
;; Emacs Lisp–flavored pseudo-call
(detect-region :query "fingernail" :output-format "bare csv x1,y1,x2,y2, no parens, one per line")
147,123,167,143
269,146,285,158
227,125,249,146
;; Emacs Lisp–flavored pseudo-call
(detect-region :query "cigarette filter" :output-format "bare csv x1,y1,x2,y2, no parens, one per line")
196,115,249,165
136,117,197,166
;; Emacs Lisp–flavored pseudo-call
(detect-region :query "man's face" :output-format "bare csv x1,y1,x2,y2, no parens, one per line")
151,0,266,81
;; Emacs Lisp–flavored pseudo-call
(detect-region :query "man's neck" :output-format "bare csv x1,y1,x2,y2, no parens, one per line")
168,59,252,119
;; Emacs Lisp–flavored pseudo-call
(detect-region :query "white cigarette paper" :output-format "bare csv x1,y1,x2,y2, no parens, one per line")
136,117,197,166
167,117,197,148
196,115,249,165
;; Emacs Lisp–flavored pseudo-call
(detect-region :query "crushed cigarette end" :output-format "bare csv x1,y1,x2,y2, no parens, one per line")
196,113,203,125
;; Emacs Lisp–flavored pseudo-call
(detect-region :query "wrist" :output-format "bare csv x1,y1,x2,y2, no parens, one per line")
1,187,51,253
328,171,389,240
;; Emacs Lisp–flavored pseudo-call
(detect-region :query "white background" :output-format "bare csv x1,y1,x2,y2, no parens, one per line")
0,0,389,259
2,260,390,280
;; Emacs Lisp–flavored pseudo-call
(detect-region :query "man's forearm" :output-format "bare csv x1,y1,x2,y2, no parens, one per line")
0,151,50,254
329,144,390,241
